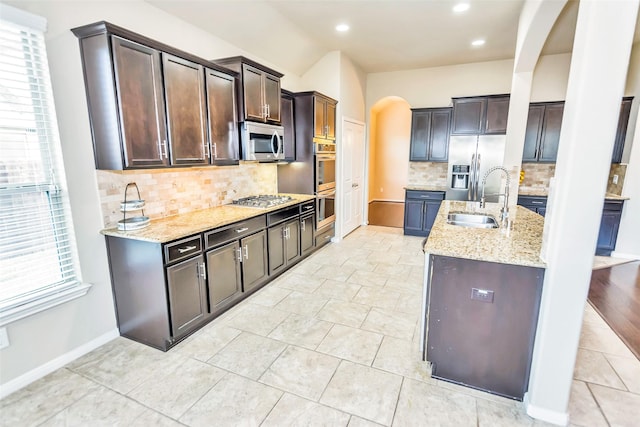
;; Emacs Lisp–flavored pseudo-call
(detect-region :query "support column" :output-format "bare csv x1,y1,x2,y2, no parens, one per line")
525,1,639,425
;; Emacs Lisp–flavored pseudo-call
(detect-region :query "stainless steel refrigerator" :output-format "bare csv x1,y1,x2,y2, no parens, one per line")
446,135,506,202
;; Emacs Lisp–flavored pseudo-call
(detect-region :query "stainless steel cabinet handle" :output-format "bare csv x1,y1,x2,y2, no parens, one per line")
266,104,270,118
161,139,168,159
199,262,207,280
235,227,249,233
301,219,306,231
243,244,249,259
213,143,217,159
204,142,210,158
236,247,243,262
177,245,197,253
303,205,313,210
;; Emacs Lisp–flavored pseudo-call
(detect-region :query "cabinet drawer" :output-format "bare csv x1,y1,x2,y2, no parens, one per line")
603,200,624,212
517,196,547,207
205,215,266,249
299,201,315,215
164,236,202,265
315,224,335,247
406,190,445,201
267,206,299,226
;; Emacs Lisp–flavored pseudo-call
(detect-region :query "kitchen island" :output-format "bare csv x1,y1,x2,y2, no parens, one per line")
421,201,546,401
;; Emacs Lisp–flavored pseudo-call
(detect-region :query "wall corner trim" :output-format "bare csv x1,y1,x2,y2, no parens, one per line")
524,393,570,426
0,328,119,399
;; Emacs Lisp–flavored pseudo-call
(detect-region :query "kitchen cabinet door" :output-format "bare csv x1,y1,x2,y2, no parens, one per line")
596,211,622,255
451,98,485,135
166,255,207,339
268,224,286,276
409,110,431,161
111,36,168,168
285,219,300,264
522,105,544,162
538,103,564,162
281,91,295,161
206,68,239,165
485,96,510,134
162,53,209,166
314,97,327,139
264,73,281,123
242,64,265,122
326,101,336,140
423,201,441,235
206,241,242,314
300,214,315,256
612,97,633,163
404,200,425,235
240,230,268,292
429,109,451,161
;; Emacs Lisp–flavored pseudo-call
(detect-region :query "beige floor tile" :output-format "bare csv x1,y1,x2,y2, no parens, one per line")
288,260,323,276
260,345,341,401
41,386,148,426
275,291,330,316
568,380,608,427
353,287,401,310
589,383,640,427
392,378,477,427
172,325,241,362
343,258,379,272
320,360,403,426
384,277,422,294
435,380,521,407
315,299,372,328
127,357,226,419
582,304,609,329
394,292,423,315
268,314,333,349
273,272,326,293
180,373,282,427
579,323,636,358
247,285,292,307
476,398,545,426
372,336,433,383
68,339,182,394
348,416,385,427
130,409,184,426
225,303,290,336
262,393,350,426
0,369,100,427
347,270,388,287
317,324,383,365
605,354,640,394
312,264,357,282
314,279,362,301
208,332,287,379
373,263,410,279
361,308,417,341
573,348,627,390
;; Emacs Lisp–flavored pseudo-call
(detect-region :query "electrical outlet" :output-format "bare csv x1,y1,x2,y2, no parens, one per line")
380,187,383,193
613,174,619,184
0,327,9,350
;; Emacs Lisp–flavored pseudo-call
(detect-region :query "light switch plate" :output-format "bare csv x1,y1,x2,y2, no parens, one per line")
0,327,9,350
613,174,619,184
471,288,495,303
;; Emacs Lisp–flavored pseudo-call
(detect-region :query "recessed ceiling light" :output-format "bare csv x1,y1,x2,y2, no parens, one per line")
471,39,486,47
336,23,349,32
453,3,470,13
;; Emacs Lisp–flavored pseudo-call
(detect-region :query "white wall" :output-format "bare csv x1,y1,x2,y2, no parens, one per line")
340,53,367,123
0,0,304,390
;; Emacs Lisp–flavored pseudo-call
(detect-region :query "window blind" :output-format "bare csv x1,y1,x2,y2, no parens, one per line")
0,16,81,311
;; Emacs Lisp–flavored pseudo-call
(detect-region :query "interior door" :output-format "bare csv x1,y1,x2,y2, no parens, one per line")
341,119,365,237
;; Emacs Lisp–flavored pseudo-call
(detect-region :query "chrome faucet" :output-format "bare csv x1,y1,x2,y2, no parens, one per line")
479,166,511,223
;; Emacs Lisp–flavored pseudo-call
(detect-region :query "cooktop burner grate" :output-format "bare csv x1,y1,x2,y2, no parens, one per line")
232,194,294,208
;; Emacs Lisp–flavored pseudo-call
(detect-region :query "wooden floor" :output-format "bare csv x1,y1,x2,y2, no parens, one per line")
368,201,404,228
588,261,640,360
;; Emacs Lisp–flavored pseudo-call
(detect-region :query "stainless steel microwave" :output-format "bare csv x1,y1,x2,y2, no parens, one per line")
241,122,285,162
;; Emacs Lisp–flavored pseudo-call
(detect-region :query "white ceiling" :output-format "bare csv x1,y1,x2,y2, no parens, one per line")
147,0,638,76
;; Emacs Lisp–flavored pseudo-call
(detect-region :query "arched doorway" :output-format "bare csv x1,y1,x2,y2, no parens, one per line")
368,96,412,227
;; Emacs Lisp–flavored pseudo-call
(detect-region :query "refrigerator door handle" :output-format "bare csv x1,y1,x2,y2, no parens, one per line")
475,153,481,201
469,154,475,200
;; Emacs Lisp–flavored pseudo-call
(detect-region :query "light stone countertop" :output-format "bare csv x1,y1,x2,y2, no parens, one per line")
101,194,316,244
405,185,448,192
423,200,546,268
518,190,628,201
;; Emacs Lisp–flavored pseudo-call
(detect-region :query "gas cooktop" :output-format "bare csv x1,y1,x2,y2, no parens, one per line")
232,195,294,209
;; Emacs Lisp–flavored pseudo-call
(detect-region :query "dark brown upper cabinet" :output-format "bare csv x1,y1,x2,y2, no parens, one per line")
612,97,633,163
409,108,451,162
281,89,295,161
522,102,564,163
314,95,337,140
205,68,240,165
451,95,510,135
212,57,283,125
162,54,208,166
72,21,239,170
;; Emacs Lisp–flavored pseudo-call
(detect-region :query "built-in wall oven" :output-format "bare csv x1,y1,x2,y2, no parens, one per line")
317,188,336,229
315,139,336,229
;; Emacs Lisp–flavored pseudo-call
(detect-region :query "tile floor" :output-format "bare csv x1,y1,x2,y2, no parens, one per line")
1,226,639,426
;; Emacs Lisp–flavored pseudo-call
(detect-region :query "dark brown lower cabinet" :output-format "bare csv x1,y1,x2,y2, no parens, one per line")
300,213,315,256
425,255,544,401
268,219,300,276
166,255,208,338
241,230,269,292
205,241,242,314
403,190,445,237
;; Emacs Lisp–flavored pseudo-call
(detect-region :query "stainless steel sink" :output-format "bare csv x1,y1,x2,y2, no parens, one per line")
446,212,499,229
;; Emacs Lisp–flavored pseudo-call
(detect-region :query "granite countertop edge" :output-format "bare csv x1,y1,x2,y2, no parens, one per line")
424,201,546,269
101,193,316,244
518,190,628,201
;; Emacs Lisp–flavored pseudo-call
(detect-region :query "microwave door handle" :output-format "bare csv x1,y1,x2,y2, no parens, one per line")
276,132,283,156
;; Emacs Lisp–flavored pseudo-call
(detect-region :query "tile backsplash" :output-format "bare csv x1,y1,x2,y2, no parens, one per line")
518,162,626,195
407,162,448,187
97,163,277,228
607,163,626,195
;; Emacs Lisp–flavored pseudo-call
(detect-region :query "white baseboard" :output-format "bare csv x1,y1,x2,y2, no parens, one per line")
524,393,569,426
0,328,119,399
610,251,640,260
